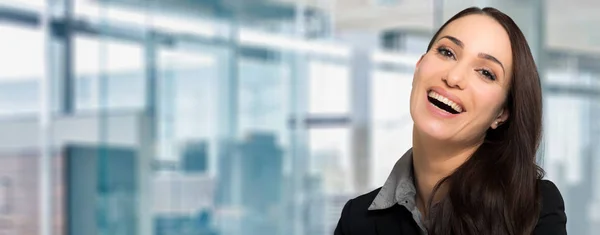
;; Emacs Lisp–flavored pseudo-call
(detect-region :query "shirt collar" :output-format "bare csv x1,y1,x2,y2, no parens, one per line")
368,148,417,210
367,148,428,234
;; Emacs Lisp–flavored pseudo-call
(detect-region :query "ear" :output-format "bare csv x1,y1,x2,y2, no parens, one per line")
491,107,510,129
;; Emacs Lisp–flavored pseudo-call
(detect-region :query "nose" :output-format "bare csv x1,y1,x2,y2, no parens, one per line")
442,64,467,90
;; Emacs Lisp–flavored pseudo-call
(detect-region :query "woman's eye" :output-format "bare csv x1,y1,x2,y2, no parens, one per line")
436,47,455,59
477,69,497,81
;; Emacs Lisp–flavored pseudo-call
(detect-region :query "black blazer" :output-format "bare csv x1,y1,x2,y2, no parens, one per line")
334,180,567,235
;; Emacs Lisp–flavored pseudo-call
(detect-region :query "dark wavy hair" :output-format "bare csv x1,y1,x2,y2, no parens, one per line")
425,7,545,235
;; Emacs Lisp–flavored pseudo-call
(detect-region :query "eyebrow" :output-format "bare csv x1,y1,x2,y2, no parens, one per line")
437,35,506,74
438,35,464,48
478,53,505,74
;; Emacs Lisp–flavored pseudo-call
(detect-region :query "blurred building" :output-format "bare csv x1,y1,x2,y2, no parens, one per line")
304,174,325,235
153,173,218,235
303,173,354,235
66,145,138,235
181,141,209,173
217,132,284,235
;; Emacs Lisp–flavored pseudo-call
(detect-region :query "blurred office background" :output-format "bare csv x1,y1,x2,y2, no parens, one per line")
0,0,597,234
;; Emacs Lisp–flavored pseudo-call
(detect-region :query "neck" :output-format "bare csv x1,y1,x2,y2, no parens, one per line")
411,127,482,216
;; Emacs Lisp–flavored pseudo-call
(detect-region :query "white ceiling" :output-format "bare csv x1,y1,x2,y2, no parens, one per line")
274,0,600,54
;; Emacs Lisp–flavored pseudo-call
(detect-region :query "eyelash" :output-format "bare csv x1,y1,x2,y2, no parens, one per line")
436,46,455,60
435,46,497,81
476,68,497,81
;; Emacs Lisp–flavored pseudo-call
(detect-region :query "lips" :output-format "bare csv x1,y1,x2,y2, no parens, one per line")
426,87,466,114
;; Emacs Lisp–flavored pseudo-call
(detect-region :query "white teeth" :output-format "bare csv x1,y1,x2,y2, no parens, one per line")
428,91,463,113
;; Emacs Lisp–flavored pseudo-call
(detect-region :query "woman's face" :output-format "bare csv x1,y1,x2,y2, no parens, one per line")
410,14,513,145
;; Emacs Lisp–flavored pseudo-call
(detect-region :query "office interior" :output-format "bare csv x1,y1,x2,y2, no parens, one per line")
0,0,598,235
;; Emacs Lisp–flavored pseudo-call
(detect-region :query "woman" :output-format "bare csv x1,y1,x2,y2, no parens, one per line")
335,7,567,235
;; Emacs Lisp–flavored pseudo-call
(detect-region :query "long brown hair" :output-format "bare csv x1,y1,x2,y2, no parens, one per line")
425,7,544,235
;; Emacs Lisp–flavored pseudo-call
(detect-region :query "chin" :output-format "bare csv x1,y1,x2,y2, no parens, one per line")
413,118,455,141
411,106,457,142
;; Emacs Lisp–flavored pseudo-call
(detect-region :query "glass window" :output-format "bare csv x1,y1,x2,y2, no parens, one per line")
1,0,594,235
154,48,218,162
74,0,219,38
238,58,290,138
0,0,45,11
74,35,145,111
308,127,352,235
374,0,401,7
370,69,413,187
543,61,600,235
0,23,44,116
308,61,349,115
403,34,430,54
542,93,598,235
215,55,291,235
309,128,352,192
543,95,587,183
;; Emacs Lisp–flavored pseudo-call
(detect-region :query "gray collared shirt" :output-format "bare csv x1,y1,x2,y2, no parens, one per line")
368,148,428,235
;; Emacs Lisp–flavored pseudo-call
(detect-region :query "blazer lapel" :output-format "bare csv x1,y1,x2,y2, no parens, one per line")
372,205,422,235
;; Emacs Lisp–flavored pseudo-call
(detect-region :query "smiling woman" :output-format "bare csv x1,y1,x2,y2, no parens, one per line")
335,7,567,235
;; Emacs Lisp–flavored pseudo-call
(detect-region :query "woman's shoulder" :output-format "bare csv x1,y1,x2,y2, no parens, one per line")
334,188,382,235
343,187,382,213
534,179,567,234
537,179,565,211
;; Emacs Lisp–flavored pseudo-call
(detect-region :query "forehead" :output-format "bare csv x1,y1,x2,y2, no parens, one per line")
437,14,513,72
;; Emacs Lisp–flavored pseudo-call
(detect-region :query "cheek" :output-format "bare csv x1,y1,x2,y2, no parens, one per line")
412,61,436,89
471,88,506,119
415,57,439,79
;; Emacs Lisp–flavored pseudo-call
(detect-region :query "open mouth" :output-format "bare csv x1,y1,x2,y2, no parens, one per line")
427,90,464,114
